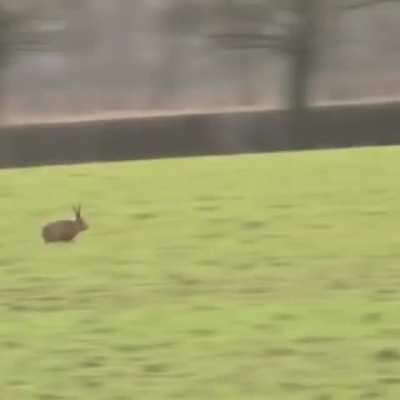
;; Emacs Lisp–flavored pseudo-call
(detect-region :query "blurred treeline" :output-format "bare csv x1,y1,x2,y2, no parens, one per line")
0,0,399,124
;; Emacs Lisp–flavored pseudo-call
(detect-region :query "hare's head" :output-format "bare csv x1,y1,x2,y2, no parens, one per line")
73,205,89,232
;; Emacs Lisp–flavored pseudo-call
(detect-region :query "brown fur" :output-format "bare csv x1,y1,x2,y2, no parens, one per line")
42,205,89,243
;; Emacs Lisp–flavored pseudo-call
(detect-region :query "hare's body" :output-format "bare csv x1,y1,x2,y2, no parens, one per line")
42,205,88,243
42,220,81,242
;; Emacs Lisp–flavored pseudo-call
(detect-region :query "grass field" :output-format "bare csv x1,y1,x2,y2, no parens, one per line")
1,146,400,399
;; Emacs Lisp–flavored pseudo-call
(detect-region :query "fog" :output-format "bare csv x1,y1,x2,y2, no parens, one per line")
2,0,400,125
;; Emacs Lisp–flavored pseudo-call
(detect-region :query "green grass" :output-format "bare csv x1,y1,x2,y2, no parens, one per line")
1,146,400,399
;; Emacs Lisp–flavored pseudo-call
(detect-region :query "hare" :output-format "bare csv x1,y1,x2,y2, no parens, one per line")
42,205,89,243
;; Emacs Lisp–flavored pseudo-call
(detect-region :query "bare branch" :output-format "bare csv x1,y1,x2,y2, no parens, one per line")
208,32,288,53
343,0,400,10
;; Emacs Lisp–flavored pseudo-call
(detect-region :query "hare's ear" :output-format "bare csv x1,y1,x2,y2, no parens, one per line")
73,205,81,218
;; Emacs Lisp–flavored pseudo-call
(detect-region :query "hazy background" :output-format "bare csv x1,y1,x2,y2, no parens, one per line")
1,0,400,125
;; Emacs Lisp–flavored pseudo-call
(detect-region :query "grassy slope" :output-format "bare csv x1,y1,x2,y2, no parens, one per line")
1,147,400,399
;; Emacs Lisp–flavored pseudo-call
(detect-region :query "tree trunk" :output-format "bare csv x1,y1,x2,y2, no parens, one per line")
287,0,319,148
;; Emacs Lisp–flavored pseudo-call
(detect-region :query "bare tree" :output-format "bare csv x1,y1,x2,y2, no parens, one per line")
209,0,398,141
0,1,67,120
0,4,25,118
